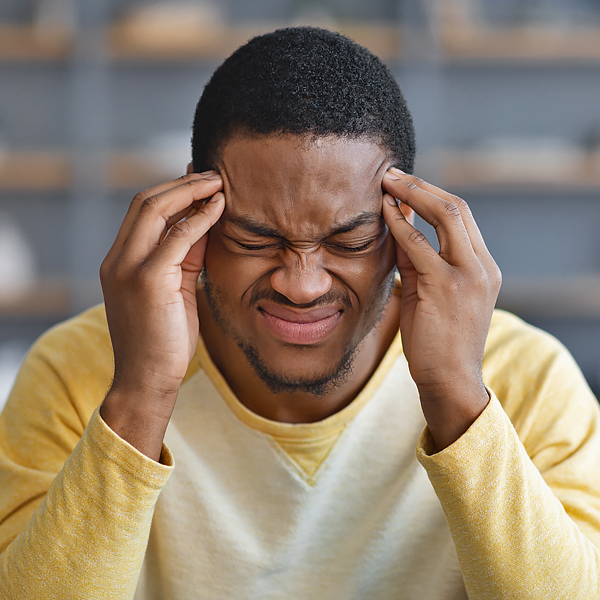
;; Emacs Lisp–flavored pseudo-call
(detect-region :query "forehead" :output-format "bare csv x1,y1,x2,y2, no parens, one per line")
217,134,391,237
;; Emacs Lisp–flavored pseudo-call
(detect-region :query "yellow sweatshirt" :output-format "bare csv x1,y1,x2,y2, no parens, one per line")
0,304,599,599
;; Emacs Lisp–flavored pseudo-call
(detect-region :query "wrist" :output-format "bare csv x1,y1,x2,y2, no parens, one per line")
100,386,178,461
418,379,490,452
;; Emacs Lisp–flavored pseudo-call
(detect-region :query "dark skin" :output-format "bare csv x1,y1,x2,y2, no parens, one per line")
197,135,400,423
100,133,501,461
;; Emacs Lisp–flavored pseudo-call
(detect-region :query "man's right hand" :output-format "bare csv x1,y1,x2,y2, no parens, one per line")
99,171,224,460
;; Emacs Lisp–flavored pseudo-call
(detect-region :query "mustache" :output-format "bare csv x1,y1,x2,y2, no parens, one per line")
248,287,353,310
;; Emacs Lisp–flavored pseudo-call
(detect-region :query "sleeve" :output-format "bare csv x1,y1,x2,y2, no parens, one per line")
415,319,600,600
0,315,174,599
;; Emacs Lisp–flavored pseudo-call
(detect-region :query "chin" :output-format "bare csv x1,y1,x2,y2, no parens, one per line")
237,336,358,397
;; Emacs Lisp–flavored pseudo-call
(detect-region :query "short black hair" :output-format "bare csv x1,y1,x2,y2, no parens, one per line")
191,26,416,173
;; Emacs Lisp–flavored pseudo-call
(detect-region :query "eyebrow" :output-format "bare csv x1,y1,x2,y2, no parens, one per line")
224,211,383,239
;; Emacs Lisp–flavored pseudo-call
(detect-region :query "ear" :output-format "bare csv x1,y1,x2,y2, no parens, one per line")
186,162,194,174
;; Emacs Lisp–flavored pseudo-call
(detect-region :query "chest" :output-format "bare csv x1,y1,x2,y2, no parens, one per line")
135,363,467,600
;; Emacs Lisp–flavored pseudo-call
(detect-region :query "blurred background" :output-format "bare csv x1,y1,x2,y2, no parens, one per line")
1,0,600,407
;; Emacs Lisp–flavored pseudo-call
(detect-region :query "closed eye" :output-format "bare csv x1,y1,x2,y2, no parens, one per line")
235,241,281,251
327,240,376,253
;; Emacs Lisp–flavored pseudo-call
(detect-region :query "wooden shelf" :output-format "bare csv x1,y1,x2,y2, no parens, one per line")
0,21,399,64
436,150,600,193
497,276,600,318
441,25,600,64
3,21,600,65
0,152,71,190
0,280,70,317
109,22,401,61
0,151,179,191
0,25,71,61
3,148,600,193
108,153,176,189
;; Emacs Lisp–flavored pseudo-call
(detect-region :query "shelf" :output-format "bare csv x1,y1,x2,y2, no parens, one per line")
0,25,71,61
3,148,600,194
497,276,600,318
0,280,70,317
435,150,600,193
108,153,178,189
2,146,600,193
0,21,399,64
441,25,600,64
109,22,401,61
0,152,71,190
4,21,600,65
0,151,182,192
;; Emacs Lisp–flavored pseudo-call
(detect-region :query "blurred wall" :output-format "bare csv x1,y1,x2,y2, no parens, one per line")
1,0,600,406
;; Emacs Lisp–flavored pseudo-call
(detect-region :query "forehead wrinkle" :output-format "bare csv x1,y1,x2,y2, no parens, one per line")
328,211,383,235
223,210,383,241
217,134,392,241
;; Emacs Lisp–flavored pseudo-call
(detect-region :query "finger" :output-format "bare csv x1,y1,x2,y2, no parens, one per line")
149,192,225,269
383,171,474,266
382,193,443,275
109,171,218,257
158,204,202,245
180,236,208,295
124,176,223,261
383,168,489,259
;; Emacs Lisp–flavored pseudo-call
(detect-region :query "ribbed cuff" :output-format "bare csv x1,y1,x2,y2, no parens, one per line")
88,407,174,490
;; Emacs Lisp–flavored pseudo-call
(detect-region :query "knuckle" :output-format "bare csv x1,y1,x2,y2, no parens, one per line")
442,201,462,220
490,263,503,289
177,173,198,183
412,176,425,186
99,261,110,285
389,209,406,224
169,220,192,237
130,191,145,207
407,229,428,246
141,195,160,211
452,195,470,213
182,179,201,191
138,195,165,220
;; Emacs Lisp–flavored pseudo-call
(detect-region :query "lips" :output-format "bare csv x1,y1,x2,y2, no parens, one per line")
258,302,342,344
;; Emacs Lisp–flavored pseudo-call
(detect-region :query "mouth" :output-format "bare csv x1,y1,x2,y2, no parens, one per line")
257,302,343,345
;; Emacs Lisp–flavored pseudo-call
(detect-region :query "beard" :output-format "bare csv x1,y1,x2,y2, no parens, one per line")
201,268,395,397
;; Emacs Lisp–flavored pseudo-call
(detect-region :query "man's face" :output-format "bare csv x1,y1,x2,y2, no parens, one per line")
202,134,397,395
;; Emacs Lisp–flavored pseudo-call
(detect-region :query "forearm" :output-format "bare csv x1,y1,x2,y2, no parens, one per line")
417,393,600,600
0,408,172,599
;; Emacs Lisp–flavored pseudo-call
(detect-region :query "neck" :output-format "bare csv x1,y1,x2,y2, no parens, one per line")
197,290,401,424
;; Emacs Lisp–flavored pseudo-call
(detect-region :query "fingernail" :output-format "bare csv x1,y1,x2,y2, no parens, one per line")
199,169,216,175
384,193,398,206
384,171,401,180
390,167,406,175
205,173,221,180
209,192,224,202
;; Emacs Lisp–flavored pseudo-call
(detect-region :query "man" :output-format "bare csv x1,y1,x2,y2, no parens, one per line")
1,27,599,599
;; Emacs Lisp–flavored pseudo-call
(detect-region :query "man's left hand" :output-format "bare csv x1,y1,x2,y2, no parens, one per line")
382,168,502,451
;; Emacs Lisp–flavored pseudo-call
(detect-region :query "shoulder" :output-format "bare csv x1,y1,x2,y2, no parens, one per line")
31,304,112,387
486,309,562,358
483,309,599,449
484,309,580,389
6,304,113,425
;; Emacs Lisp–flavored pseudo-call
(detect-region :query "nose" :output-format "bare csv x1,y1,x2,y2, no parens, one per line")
270,248,333,305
